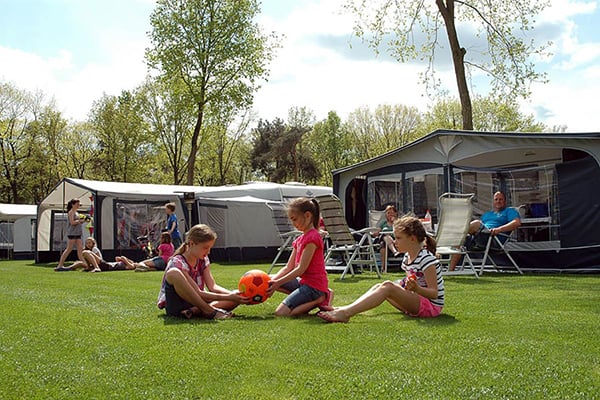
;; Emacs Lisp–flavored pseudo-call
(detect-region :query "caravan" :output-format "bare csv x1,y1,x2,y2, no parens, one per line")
36,178,331,263
332,130,600,272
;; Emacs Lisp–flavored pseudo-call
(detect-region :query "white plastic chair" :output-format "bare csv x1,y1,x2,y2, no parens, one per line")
435,193,479,277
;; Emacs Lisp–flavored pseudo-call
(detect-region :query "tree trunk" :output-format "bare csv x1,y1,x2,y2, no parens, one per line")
187,105,203,185
436,0,473,130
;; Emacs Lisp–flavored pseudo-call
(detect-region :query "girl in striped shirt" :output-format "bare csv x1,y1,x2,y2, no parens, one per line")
318,216,444,322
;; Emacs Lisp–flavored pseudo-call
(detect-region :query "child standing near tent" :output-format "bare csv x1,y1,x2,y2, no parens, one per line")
55,199,85,272
317,216,444,323
165,202,182,250
157,224,250,319
266,197,333,316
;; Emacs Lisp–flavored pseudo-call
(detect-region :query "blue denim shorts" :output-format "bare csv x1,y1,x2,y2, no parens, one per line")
151,256,167,270
280,278,325,310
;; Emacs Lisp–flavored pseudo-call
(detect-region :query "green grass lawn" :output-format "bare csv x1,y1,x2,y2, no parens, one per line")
0,260,598,399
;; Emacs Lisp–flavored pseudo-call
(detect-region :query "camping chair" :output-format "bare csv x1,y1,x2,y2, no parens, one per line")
267,202,301,273
369,209,402,273
316,194,380,280
468,217,523,275
435,193,479,277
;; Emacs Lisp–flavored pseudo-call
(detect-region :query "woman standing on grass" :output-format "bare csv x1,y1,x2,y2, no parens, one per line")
55,199,85,272
157,224,250,319
317,216,444,323
266,197,333,317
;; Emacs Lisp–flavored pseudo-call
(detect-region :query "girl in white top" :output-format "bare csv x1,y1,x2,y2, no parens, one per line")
318,216,444,323
55,199,86,271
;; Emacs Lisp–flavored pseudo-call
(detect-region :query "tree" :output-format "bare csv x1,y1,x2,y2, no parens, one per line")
145,0,278,185
306,111,356,186
250,118,319,183
421,95,547,132
344,104,422,160
138,77,195,184
344,0,551,130
0,82,45,203
89,91,150,183
199,107,256,185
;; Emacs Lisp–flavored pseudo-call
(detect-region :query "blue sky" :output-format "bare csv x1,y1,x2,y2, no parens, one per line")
1,0,599,132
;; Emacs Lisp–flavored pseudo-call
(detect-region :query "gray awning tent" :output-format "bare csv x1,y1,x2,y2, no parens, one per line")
0,203,37,258
36,178,332,263
332,130,600,273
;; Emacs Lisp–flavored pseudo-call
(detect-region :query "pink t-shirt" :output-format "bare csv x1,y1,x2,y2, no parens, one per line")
158,243,175,263
293,228,329,293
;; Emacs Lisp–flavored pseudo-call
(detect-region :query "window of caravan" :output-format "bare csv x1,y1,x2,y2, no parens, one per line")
453,164,559,242
115,201,166,250
367,169,444,223
50,211,93,251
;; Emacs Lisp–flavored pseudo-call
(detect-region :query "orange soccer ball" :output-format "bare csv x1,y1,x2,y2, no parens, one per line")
238,269,271,304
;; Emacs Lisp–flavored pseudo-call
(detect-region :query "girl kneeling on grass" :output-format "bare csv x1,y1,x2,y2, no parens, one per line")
266,197,333,317
156,224,251,320
317,216,444,323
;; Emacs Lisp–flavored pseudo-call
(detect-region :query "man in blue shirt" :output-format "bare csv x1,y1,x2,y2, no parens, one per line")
450,191,521,270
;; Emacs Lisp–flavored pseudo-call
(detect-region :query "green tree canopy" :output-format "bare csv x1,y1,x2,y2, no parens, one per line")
145,0,278,185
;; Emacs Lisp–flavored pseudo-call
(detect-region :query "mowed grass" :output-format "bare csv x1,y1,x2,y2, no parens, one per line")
0,260,598,400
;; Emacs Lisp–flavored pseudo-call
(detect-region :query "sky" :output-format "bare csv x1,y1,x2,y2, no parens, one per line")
1,0,599,132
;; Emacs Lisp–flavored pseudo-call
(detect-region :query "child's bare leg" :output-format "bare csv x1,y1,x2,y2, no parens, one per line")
83,251,101,272
165,269,223,317
318,281,405,322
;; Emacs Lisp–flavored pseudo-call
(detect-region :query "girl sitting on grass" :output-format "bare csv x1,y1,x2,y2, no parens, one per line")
68,237,103,272
266,197,333,317
317,216,444,323
69,237,135,272
132,232,174,272
156,224,250,320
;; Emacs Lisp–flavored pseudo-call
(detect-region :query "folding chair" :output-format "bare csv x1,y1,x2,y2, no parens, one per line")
267,202,301,274
316,194,381,280
435,193,479,277
469,223,523,275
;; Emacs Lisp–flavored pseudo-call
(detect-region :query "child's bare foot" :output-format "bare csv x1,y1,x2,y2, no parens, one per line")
205,308,233,320
90,267,101,273
316,309,350,323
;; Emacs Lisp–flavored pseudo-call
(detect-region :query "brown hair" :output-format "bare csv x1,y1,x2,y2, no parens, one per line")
66,198,80,211
287,197,320,229
165,202,176,212
160,232,172,244
393,215,437,254
174,224,217,255
84,237,96,249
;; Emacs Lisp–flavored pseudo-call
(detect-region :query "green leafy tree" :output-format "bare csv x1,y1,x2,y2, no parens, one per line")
344,0,551,130
344,104,422,160
145,0,278,185
0,82,47,203
198,107,256,185
89,91,150,182
420,95,547,132
138,77,194,184
307,111,356,186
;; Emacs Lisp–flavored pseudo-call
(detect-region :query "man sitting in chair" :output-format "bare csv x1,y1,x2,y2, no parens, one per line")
449,191,521,271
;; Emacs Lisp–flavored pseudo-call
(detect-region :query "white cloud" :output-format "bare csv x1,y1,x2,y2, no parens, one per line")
1,0,599,133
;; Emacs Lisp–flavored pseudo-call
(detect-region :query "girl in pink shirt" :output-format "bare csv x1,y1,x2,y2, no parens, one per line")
267,197,332,316
131,232,175,272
